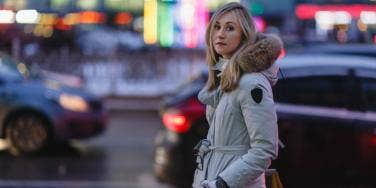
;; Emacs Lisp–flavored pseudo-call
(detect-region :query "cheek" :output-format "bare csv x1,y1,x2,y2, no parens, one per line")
229,33,242,48
235,32,243,43
211,32,215,41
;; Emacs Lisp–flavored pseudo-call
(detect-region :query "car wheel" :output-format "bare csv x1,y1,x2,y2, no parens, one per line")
6,112,51,156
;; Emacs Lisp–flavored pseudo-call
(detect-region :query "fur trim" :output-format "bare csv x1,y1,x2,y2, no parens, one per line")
237,32,283,73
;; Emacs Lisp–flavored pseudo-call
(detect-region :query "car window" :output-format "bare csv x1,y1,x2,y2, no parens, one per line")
174,72,206,94
0,57,24,82
360,77,376,111
274,76,349,108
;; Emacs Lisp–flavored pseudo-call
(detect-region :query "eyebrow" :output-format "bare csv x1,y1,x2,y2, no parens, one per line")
215,21,235,25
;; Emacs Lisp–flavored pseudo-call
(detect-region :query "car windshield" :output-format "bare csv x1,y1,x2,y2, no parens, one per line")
0,55,25,82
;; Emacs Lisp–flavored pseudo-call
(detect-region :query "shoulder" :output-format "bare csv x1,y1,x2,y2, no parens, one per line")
238,73,270,91
198,87,212,104
237,73,274,105
198,86,221,107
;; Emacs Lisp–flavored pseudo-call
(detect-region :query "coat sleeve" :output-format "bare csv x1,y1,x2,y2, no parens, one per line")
198,86,221,125
198,86,221,108
205,105,215,126
219,82,278,188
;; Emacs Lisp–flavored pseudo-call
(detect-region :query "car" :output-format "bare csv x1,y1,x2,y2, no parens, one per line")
153,53,376,187
0,53,108,156
153,71,208,187
289,43,376,58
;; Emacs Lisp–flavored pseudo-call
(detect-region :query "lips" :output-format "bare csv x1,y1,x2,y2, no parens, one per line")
215,42,226,46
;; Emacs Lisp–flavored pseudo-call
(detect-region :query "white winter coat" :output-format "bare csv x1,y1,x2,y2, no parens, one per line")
193,33,282,188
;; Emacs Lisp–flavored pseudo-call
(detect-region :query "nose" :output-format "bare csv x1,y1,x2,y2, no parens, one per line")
216,28,225,39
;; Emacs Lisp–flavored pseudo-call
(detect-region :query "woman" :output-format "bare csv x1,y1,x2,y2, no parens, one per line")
193,2,282,188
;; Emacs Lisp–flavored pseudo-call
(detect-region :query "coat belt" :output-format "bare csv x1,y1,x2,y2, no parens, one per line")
194,139,249,154
208,145,249,154
194,139,249,171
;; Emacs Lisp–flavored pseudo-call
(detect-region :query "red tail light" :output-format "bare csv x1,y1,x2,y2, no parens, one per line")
162,112,190,133
278,48,285,59
371,135,376,146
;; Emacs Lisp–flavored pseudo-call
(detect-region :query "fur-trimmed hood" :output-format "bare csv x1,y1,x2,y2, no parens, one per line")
236,32,283,73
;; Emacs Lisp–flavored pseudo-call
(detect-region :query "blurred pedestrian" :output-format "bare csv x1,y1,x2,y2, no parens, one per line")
193,2,283,188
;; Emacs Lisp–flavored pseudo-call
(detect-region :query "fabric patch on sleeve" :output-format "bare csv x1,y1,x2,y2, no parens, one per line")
251,87,263,104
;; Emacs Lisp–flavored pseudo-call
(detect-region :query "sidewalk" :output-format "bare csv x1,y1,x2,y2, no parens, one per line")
103,95,164,111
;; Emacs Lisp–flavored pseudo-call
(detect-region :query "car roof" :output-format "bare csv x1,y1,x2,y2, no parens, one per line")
289,43,376,58
276,54,376,70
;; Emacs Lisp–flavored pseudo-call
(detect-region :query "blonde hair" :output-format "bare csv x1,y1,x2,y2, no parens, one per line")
205,2,256,92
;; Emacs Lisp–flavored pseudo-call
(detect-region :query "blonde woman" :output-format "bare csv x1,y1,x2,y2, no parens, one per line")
193,2,282,188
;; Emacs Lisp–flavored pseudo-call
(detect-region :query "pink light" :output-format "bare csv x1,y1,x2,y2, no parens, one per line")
253,16,266,32
183,0,208,48
184,30,198,48
296,4,319,20
195,0,209,47
374,35,376,44
295,4,376,20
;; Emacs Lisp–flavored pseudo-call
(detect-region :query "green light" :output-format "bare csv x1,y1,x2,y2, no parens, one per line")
158,2,174,47
104,0,144,12
250,3,264,15
105,0,127,11
50,0,70,10
77,0,98,10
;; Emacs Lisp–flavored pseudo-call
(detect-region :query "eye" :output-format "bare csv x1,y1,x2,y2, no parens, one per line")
226,26,234,31
214,25,220,30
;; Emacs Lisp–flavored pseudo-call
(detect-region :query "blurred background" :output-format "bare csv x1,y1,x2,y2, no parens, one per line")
0,0,376,188
0,0,374,97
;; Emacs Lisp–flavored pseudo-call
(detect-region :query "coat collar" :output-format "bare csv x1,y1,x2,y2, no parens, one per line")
237,32,283,73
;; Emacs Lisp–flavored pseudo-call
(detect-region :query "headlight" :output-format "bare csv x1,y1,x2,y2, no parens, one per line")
59,93,89,112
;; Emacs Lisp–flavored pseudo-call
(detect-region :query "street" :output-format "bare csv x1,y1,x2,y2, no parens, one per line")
0,109,173,188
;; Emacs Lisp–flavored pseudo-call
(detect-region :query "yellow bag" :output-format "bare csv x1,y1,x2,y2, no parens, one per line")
265,169,284,188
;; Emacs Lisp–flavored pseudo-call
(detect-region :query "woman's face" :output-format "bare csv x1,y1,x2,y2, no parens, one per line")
212,11,243,59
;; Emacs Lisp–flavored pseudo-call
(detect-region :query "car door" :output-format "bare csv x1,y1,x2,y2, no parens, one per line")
352,68,376,179
0,59,23,137
272,66,358,184
0,77,8,131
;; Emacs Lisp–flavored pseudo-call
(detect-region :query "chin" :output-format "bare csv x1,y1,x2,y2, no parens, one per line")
215,51,226,57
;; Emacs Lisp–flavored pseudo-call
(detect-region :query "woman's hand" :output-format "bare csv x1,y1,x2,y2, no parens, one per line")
201,180,216,188
201,177,229,188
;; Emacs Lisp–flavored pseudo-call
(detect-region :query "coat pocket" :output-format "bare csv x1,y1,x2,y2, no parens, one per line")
214,153,242,178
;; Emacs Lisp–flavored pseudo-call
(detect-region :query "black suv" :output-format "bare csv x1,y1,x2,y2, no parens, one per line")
154,53,376,188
